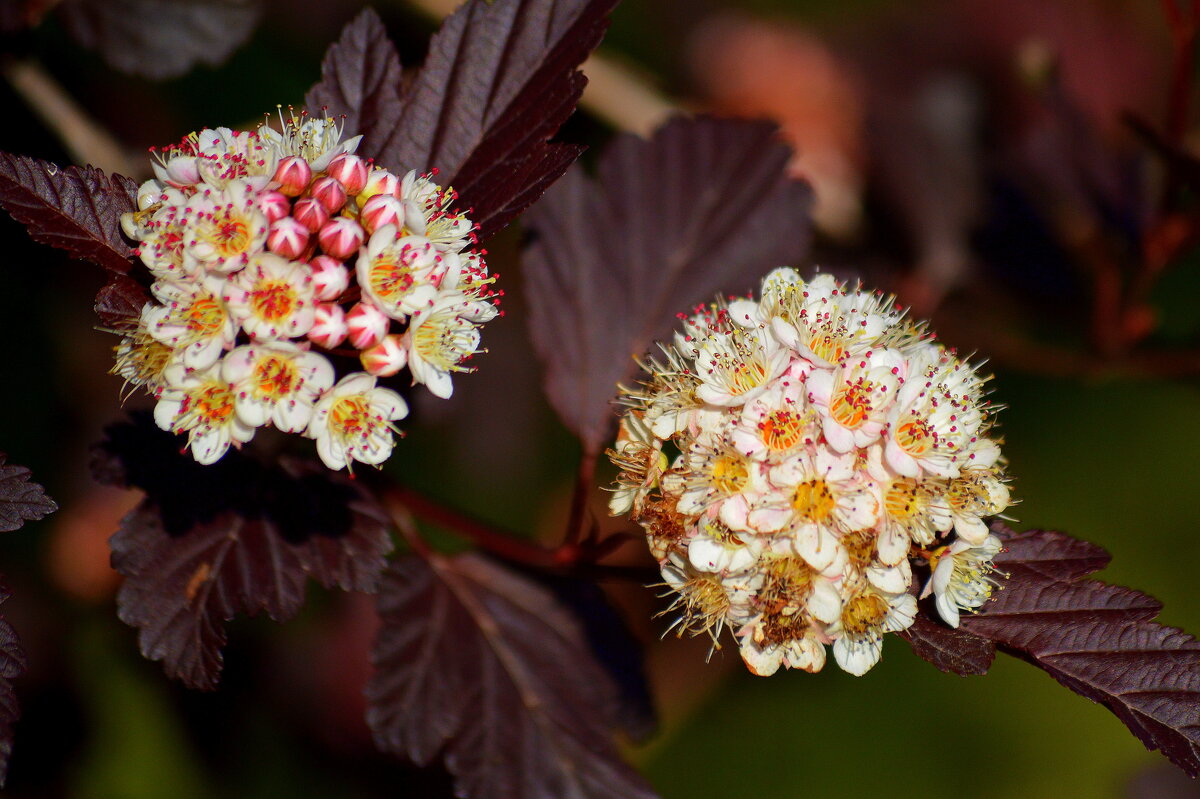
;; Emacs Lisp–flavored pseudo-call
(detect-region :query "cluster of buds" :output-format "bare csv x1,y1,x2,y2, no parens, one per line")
115,111,499,470
609,269,1011,676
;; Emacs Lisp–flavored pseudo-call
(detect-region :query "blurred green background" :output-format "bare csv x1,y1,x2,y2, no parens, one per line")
1,0,1198,797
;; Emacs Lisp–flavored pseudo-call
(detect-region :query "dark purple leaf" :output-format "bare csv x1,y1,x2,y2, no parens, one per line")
57,0,264,80
0,152,136,274
303,8,405,167
94,272,151,329
914,526,1200,776
95,414,392,689
0,584,26,787
367,553,659,799
0,0,53,30
368,0,616,240
521,116,814,451
0,454,57,533
899,615,995,676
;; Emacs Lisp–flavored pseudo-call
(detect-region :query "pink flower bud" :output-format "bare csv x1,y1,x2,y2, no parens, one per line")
360,334,408,377
356,169,401,208
309,176,348,214
258,190,291,223
274,156,312,197
292,197,330,233
327,153,369,195
308,302,348,349
360,194,405,235
346,301,390,350
267,217,310,260
318,217,364,259
309,255,350,301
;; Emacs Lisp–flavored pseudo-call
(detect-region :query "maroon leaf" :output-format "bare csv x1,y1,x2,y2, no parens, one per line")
303,8,405,168
56,0,264,80
0,152,136,274
0,584,26,787
521,116,814,452
366,553,659,799
95,414,393,689
0,454,57,533
333,0,617,241
899,615,995,676
913,526,1200,776
94,272,151,329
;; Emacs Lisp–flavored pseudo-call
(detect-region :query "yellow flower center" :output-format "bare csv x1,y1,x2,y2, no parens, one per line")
185,294,225,334
792,479,835,522
252,355,298,400
760,408,807,451
885,478,921,521
841,592,888,636
250,280,297,322
895,418,932,456
710,453,749,495
829,380,873,429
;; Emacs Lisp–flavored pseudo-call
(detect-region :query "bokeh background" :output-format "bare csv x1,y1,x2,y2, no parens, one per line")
1,0,1198,797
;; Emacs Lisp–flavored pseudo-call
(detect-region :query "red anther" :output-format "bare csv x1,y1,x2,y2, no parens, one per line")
309,176,348,214
274,156,312,197
292,197,330,233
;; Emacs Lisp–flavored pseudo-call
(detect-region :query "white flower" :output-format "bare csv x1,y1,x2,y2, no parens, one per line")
729,372,818,461
180,179,269,274
607,411,666,516
769,273,905,367
401,292,494,399
259,111,361,172
143,275,238,370
828,586,916,676
945,470,1010,545
926,534,1003,627
225,253,316,340
807,347,907,452
355,227,441,320
688,322,788,407
306,372,408,471
221,341,334,432
675,433,763,531
153,363,256,464
399,170,474,251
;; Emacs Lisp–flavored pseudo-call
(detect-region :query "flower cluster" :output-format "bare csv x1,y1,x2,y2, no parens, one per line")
608,269,1011,676
115,111,499,470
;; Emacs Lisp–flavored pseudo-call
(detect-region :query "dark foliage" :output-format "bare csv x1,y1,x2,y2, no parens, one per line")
366,552,659,799
306,0,618,241
0,153,136,274
56,0,264,80
0,586,26,787
94,414,392,689
521,115,814,452
303,8,405,174
908,526,1200,776
899,615,995,676
0,454,57,533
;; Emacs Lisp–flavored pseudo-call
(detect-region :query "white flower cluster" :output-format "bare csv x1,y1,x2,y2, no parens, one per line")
115,111,498,470
609,269,1011,676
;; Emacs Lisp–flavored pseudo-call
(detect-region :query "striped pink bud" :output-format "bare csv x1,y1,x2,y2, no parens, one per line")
308,302,348,349
267,217,310,260
356,169,401,208
317,217,364,259
346,301,389,350
292,197,330,233
274,156,312,197
327,153,369,194
258,190,290,223
360,334,408,376
360,194,405,234
309,255,350,301
309,176,348,214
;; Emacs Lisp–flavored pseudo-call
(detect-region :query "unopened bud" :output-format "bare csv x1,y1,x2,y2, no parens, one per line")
292,197,330,233
258,190,291,223
274,156,312,197
309,176,348,214
267,217,310,260
346,301,390,350
308,302,348,349
309,255,350,301
356,169,401,208
361,334,408,376
360,194,405,234
327,153,369,195
318,217,364,259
